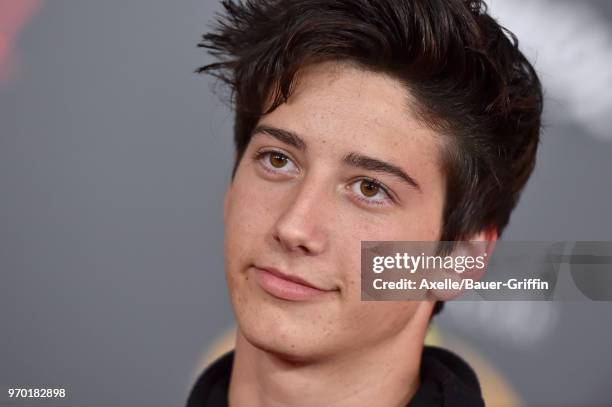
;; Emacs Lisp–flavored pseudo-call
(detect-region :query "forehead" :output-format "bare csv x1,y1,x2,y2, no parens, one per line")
258,61,446,190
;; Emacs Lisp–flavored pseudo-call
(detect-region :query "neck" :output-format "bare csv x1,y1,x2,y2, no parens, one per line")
228,308,431,407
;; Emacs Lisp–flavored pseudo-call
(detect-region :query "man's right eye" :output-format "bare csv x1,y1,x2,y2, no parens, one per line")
254,150,299,175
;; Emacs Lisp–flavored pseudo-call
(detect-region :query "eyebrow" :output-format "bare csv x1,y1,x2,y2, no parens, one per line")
252,125,306,151
343,152,421,191
252,125,421,191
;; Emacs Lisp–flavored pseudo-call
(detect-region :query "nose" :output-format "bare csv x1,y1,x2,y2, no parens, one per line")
271,178,331,256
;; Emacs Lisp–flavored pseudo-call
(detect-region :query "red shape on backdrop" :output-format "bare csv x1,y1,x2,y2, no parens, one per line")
0,0,43,86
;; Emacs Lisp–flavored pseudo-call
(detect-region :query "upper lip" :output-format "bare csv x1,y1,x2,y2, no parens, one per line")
254,265,334,291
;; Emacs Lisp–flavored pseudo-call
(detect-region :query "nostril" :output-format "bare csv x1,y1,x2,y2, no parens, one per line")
296,245,310,255
273,229,313,255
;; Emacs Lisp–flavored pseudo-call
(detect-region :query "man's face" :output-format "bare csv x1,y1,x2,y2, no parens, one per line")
223,61,446,361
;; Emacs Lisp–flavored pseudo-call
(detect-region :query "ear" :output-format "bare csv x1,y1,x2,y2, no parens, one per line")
428,226,498,301
460,225,498,281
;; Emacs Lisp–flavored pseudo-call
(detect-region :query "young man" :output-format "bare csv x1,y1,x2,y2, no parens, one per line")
187,0,542,406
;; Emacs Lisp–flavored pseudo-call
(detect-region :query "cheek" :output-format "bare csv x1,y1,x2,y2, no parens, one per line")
332,203,443,298
223,168,294,278
331,218,390,302
337,301,419,348
223,180,267,279
225,174,273,239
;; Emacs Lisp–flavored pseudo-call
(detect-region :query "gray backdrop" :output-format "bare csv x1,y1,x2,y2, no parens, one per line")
1,1,611,406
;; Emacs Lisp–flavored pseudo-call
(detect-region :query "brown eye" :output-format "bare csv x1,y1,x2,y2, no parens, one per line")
256,150,298,174
269,152,288,168
360,180,380,197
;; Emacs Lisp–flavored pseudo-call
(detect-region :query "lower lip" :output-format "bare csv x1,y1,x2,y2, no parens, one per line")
251,267,332,301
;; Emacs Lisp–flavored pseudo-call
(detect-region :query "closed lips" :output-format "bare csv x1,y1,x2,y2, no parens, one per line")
254,265,333,291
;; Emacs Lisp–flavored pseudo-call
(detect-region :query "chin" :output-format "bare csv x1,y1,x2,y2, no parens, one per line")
233,301,338,363
242,329,333,364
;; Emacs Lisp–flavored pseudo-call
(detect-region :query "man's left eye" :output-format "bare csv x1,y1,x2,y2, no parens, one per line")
268,152,289,168
349,179,393,206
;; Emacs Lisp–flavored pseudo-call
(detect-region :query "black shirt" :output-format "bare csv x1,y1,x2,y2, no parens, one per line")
186,346,485,407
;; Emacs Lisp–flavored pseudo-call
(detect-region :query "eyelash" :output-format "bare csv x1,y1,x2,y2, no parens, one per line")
348,177,394,207
253,149,396,208
253,149,299,175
